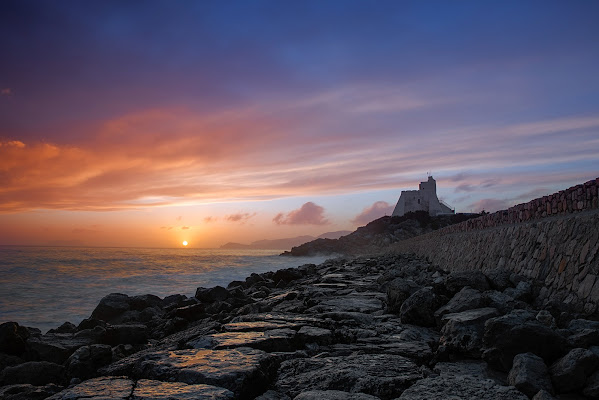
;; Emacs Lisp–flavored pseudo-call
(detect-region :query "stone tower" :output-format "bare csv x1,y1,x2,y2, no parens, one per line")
392,176,454,217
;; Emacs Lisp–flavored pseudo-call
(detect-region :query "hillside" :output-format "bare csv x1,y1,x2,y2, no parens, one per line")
220,231,352,250
282,211,481,256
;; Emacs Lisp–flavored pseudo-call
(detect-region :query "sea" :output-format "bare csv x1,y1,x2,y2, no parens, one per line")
0,246,332,333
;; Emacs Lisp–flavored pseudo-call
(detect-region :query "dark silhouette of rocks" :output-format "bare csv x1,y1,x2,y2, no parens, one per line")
282,212,481,256
2,251,599,399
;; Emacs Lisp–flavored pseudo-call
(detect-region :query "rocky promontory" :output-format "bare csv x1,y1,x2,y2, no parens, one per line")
2,252,598,399
282,212,481,256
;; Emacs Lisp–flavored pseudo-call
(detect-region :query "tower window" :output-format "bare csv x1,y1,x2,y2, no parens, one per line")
418,199,420,204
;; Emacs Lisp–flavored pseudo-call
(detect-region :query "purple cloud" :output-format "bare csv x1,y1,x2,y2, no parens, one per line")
273,202,329,225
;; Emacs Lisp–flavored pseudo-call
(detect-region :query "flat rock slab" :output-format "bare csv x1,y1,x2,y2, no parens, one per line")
397,376,528,400
132,379,233,399
295,390,381,399
131,347,275,397
46,376,133,399
311,295,384,313
46,377,234,400
275,353,420,399
187,329,297,352
223,321,299,332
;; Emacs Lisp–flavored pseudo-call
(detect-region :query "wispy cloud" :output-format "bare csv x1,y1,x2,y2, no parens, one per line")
225,213,256,223
0,88,11,96
0,105,597,213
181,226,190,230
273,202,329,225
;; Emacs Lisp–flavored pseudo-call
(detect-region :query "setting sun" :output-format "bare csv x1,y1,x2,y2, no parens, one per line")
182,241,188,247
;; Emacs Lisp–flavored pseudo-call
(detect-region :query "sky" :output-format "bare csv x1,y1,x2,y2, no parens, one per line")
1,0,598,248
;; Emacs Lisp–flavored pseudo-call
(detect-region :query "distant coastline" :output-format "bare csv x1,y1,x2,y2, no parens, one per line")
220,230,351,250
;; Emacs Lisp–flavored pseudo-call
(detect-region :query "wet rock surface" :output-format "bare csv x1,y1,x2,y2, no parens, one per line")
2,253,599,399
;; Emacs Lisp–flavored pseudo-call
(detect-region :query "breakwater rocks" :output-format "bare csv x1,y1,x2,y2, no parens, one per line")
2,254,599,399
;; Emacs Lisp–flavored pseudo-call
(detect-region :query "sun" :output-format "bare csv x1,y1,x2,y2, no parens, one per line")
182,241,188,247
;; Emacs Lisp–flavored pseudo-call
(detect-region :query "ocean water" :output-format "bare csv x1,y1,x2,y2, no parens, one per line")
0,246,332,333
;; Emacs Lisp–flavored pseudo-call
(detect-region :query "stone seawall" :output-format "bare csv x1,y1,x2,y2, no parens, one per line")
392,178,599,317
442,178,599,233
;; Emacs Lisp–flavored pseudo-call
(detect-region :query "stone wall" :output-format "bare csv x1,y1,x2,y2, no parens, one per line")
391,177,599,316
441,178,599,233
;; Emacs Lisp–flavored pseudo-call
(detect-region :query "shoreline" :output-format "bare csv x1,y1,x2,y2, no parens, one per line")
1,251,598,399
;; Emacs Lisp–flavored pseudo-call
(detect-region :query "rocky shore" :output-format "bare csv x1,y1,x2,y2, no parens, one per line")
1,252,599,399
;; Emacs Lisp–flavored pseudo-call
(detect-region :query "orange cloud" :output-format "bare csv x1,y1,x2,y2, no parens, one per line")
351,201,394,225
273,202,329,225
225,213,256,223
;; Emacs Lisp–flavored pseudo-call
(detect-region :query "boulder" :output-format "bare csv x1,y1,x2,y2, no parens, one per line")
484,269,513,291
129,294,163,311
195,286,230,303
46,376,133,400
126,348,277,398
0,383,62,400
91,293,131,322
65,344,112,380
531,390,556,400
549,348,598,393
444,271,490,295
482,310,567,371
507,352,553,398
440,308,499,357
0,361,64,386
133,379,234,399
294,391,381,400
275,353,421,399
48,322,77,334
434,287,485,323
385,278,420,314
0,322,29,356
504,281,533,303
28,333,95,364
398,375,528,399
273,268,304,285
400,288,443,327
101,324,148,346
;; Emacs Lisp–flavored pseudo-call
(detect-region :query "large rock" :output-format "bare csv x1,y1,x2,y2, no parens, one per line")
508,352,553,398
195,286,230,303
385,278,420,314
549,348,598,393
127,347,276,398
46,376,134,400
133,379,234,399
294,391,380,399
398,375,528,399
0,322,30,356
65,344,112,380
434,287,486,324
439,308,499,357
0,383,62,400
482,310,567,371
101,324,148,345
0,361,64,386
28,333,96,364
400,288,443,327
187,329,297,352
484,269,513,291
275,353,421,399
91,293,131,322
444,271,490,295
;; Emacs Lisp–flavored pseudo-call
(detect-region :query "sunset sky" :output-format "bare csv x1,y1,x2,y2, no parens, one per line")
1,1,598,248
